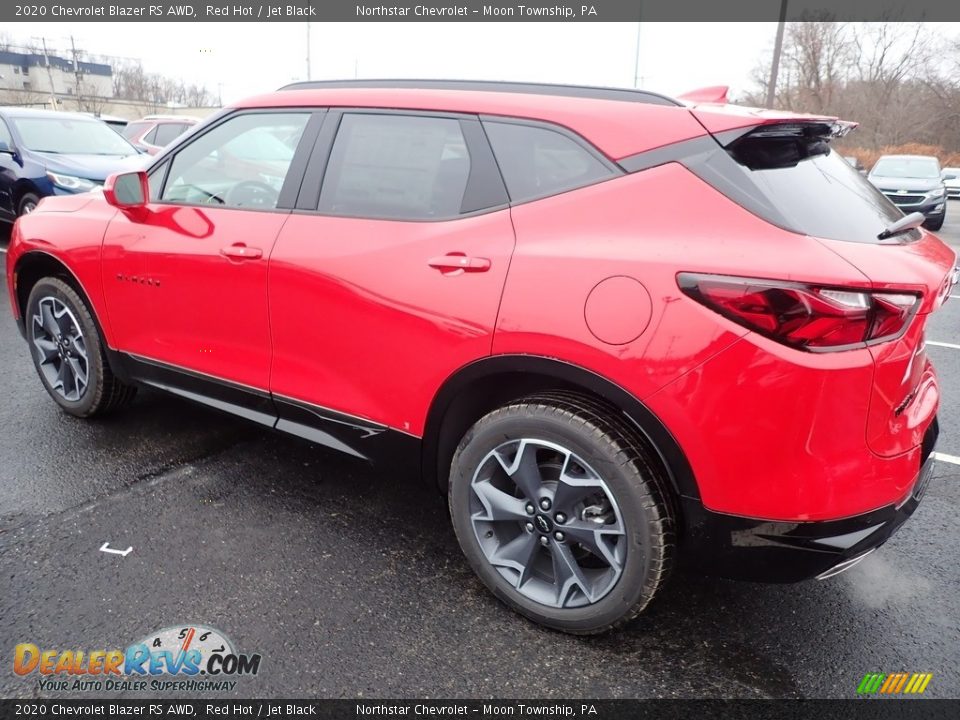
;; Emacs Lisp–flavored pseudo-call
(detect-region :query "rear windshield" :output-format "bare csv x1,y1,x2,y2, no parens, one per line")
687,139,905,244
871,157,940,179
739,149,903,242
122,121,152,140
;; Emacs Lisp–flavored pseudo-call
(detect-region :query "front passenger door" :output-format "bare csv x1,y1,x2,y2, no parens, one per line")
101,110,320,392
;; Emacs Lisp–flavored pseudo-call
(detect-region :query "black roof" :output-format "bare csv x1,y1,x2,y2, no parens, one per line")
277,79,681,107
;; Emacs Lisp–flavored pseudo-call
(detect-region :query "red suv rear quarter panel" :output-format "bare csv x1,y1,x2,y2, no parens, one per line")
493,163,916,521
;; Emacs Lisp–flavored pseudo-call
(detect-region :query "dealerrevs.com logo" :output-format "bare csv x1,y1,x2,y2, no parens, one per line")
13,625,262,693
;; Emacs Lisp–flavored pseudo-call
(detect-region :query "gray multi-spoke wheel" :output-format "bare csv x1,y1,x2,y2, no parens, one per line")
32,296,90,401
25,277,137,417
470,438,626,609
449,393,674,634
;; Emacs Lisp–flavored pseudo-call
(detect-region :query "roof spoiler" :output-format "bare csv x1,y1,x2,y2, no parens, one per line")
677,86,730,104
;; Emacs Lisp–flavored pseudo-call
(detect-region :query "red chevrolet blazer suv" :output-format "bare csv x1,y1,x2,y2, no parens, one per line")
6,80,956,634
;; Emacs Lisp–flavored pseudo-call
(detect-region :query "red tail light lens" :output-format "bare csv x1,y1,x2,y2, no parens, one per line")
678,273,919,351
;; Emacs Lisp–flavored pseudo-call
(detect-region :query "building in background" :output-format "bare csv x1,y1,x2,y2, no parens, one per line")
0,49,113,101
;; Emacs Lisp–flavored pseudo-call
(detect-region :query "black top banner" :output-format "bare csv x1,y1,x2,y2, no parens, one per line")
4,0,960,23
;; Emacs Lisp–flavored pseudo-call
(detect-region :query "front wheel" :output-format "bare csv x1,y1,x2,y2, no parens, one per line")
25,277,137,417
923,213,945,231
448,394,675,634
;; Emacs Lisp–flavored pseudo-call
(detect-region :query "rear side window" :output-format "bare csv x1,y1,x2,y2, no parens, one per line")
318,114,471,220
483,121,614,203
152,122,188,147
143,126,159,145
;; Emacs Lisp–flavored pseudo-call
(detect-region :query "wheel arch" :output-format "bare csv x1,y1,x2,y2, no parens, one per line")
13,251,126,380
421,355,700,503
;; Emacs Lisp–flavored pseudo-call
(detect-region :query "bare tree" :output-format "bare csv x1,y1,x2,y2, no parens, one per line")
743,21,960,156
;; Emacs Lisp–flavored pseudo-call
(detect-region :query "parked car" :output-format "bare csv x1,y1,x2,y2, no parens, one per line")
868,154,947,230
843,155,865,173
943,167,960,199
0,107,144,221
6,80,955,634
122,115,199,155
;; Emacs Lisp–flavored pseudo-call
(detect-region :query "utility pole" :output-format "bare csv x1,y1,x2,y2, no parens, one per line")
38,37,58,110
765,0,788,109
305,23,311,81
69,35,85,111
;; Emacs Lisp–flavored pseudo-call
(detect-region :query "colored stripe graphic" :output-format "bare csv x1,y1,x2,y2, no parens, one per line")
858,673,932,694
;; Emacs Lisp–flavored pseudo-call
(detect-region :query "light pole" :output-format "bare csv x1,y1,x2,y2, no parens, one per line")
765,0,788,108
306,23,312,81
632,2,643,88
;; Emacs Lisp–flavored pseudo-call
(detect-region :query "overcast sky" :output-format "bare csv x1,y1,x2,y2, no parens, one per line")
6,22,960,104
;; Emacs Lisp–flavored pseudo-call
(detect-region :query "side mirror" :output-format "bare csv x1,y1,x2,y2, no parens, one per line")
104,170,149,209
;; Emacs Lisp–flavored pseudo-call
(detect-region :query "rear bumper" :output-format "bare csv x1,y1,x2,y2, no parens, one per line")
679,418,938,583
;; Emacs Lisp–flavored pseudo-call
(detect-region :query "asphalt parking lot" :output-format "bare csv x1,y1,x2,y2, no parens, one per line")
1,208,959,700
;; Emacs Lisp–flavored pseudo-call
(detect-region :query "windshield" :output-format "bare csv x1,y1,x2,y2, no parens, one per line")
12,116,137,155
870,157,940,180
943,168,960,180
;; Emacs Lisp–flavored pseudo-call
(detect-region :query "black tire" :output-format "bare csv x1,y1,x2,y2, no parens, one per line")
25,277,137,418
923,213,945,231
448,393,674,634
18,192,40,217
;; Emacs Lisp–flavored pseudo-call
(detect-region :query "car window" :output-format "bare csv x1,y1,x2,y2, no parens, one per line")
482,121,614,202
152,123,188,147
143,126,159,145
9,116,137,156
318,113,471,220
161,113,309,210
122,121,151,140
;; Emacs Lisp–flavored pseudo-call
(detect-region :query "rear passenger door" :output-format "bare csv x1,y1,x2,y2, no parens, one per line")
267,110,515,452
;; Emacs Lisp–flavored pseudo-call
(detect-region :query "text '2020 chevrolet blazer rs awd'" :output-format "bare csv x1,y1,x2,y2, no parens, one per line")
6,80,956,634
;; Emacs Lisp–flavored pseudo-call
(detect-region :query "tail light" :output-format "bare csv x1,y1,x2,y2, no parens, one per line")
678,273,919,351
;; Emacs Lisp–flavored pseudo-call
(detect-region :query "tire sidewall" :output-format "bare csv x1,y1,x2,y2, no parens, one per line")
25,278,104,417
449,409,664,633
18,193,41,217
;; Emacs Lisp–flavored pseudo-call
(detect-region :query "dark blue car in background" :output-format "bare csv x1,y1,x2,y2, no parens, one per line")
0,108,144,223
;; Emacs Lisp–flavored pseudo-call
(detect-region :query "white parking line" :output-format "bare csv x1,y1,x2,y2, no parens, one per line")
933,452,960,466
0,247,7,254
926,341,960,350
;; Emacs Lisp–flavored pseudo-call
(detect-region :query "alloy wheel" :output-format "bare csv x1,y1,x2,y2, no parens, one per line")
31,296,90,402
469,438,626,609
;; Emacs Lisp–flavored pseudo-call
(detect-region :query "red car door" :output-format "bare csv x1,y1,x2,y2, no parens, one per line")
101,110,319,391
267,111,514,452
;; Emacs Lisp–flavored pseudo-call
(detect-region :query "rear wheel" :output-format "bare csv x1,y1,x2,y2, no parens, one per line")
448,394,674,634
25,277,136,417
